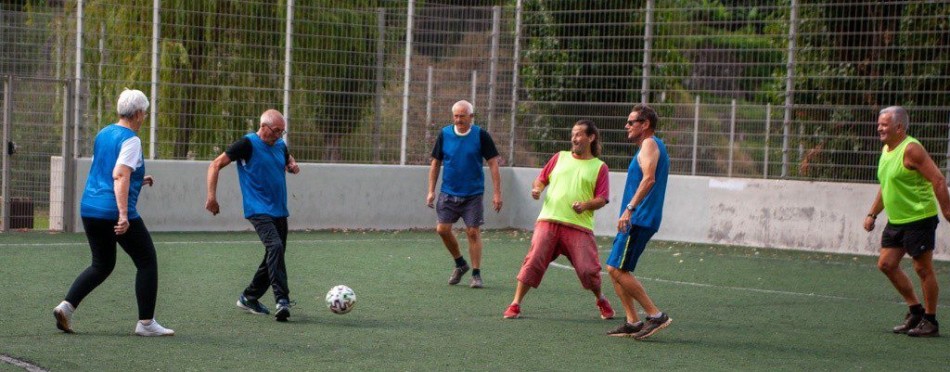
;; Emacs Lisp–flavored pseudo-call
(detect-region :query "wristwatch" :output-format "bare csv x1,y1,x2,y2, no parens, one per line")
626,204,635,211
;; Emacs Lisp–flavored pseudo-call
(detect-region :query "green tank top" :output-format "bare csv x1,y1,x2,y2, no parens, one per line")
877,136,937,224
538,151,605,230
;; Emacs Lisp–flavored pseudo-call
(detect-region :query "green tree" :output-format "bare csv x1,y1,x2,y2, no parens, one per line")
793,2,949,181
519,0,787,170
55,0,384,160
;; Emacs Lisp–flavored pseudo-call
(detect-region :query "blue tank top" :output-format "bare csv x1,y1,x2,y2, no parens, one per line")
236,133,289,218
619,136,669,230
80,124,146,220
440,125,485,197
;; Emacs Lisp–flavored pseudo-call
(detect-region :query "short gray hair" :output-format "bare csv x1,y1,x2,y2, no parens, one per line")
880,106,910,130
116,89,149,119
452,100,474,115
260,109,285,127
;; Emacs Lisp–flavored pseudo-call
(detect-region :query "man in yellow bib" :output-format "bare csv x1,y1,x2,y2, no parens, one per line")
503,120,614,320
864,106,950,337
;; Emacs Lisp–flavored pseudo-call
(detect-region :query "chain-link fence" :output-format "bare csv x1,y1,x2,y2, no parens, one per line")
2,0,949,229
1,75,73,231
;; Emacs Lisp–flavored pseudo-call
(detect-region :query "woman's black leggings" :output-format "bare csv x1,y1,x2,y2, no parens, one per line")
65,217,158,320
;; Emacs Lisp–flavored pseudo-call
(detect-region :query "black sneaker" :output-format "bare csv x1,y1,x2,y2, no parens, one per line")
633,313,672,340
236,294,270,315
892,312,923,334
275,299,292,322
448,264,470,285
907,318,939,337
607,321,643,337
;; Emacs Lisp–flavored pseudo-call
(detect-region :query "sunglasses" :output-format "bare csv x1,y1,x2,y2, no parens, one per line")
626,118,647,125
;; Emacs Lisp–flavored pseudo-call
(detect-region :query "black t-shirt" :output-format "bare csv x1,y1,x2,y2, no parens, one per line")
431,127,500,161
225,136,290,163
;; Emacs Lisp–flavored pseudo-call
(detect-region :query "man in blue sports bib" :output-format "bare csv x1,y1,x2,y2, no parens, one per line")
206,109,300,322
426,100,503,288
605,104,672,340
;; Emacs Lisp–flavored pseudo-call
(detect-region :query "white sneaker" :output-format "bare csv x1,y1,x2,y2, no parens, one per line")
53,301,75,333
135,319,175,337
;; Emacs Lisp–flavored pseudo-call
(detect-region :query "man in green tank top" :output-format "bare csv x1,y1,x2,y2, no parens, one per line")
864,106,950,338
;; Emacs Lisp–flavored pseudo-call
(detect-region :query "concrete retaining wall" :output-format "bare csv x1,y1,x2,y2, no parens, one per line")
65,159,949,260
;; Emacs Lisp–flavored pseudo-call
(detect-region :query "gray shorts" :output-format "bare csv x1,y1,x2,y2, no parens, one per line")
436,192,484,227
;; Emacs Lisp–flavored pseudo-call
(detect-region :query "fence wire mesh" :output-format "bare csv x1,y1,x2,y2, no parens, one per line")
1,76,69,230
0,1,947,216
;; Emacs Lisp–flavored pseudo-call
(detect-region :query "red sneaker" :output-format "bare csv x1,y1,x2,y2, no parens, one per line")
596,297,614,320
503,303,521,319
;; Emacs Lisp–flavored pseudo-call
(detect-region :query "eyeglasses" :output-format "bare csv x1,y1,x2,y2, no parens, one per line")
626,119,647,125
265,125,287,136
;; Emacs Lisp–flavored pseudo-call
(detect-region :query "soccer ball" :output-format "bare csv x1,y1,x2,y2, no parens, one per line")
325,285,356,314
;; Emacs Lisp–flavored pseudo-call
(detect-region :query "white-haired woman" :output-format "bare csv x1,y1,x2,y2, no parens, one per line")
53,89,174,336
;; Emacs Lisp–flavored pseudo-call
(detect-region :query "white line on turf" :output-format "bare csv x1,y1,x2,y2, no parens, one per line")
595,247,877,268
548,262,950,308
0,354,48,372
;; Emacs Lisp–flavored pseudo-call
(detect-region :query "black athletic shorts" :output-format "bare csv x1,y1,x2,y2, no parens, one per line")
881,215,939,258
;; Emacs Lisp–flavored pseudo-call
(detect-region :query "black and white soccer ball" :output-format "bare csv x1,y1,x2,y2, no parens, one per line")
325,285,356,314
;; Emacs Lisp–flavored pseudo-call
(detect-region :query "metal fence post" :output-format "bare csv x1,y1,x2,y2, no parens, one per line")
470,70,477,109
728,99,736,177
486,6,500,132
97,22,104,126
74,0,83,159
764,102,771,179
1,75,11,231
399,0,414,166
62,79,76,232
149,0,159,159
282,0,294,145
692,95,699,175
946,115,950,181
781,0,798,178
426,66,434,143
945,115,950,180
640,0,654,104
507,0,522,167
56,21,63,88
374,7,385,163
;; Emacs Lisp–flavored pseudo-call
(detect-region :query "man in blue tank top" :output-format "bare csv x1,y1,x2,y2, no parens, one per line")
605,104,673,340
53,89,174,336
206,109,300,322
426,100,502,288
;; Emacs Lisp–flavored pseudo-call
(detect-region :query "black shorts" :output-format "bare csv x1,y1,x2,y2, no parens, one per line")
436,192,484,227
881,215,939,258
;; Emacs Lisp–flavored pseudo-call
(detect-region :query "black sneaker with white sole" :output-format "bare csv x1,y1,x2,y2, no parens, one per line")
275,299,292,322
236,294,270,315
633,313,672,340
607,321,643,337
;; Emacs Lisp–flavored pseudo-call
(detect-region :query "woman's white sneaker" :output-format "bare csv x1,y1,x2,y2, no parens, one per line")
135,319,175,337
53,301,75,333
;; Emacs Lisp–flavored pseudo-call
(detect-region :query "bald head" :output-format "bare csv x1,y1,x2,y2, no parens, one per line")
257,109,286,145
261,109,285,129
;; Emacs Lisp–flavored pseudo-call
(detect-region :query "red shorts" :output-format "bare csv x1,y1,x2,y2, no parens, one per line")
516,220,603,290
